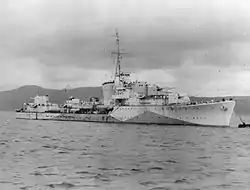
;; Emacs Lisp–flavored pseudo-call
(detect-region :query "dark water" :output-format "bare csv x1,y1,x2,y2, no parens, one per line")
0,111,250,190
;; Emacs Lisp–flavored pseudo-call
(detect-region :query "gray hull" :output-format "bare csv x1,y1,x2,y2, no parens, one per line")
16,100,236,127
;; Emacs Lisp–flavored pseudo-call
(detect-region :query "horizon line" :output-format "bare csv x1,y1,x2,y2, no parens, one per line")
0,85,248,98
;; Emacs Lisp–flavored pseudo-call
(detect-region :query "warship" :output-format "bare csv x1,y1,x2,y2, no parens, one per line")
16,32,236,127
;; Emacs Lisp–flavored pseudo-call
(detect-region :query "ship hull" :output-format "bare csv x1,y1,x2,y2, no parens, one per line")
16,100,236,127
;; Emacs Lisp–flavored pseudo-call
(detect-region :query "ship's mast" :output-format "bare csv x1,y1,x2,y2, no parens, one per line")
111,30,129,86
113,31,122,83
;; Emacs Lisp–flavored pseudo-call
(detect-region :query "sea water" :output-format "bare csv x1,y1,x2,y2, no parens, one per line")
0,111,249,190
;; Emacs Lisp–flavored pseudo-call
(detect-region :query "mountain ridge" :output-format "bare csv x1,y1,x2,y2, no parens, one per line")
0,85,249,114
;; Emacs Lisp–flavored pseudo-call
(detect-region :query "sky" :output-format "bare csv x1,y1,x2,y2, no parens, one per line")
1,0,250,96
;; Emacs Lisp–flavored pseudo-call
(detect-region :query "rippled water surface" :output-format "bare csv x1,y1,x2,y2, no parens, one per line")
0,111,250,190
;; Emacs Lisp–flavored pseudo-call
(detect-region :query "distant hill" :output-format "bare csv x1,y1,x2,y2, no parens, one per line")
0,85,249,115
0,85,102,111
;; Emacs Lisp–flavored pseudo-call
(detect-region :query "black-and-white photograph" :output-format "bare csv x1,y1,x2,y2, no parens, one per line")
0,0,249,189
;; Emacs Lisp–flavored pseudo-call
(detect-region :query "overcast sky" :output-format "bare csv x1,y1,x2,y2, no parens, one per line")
1,0,250,96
